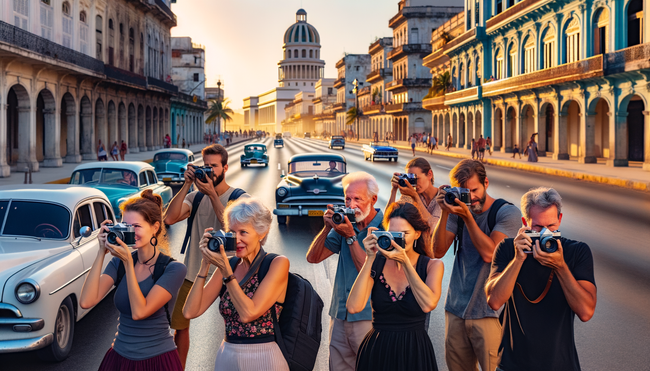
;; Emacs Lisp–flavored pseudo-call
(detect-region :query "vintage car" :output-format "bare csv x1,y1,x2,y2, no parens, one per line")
329,135,345,149
274,134,284,148
240,143,269,167
0,185,114,361
304,132,311,139
363,141,399,162
273,153,347,224
283,131,292,138
69,162,173,218
151,148,197,185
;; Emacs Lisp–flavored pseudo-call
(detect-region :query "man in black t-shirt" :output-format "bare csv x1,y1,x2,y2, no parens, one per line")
485,187,597,371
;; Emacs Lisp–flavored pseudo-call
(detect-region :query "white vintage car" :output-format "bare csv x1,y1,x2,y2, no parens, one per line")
0,185,114,361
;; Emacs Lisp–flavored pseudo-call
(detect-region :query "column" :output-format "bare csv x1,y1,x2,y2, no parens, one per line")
65,103,82,163
536,110,547,157
17,106,39,171
42,107,63,167
81,111,95,160
580,112,597,163
610,112,629,166
554,112,570,159
0,104,12,177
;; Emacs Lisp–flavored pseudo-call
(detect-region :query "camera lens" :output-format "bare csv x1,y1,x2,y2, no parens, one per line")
540,237,558,253
332,213,343,224
107,231,122,245
208,237,223,252
444,192,458,205
377,236,392,250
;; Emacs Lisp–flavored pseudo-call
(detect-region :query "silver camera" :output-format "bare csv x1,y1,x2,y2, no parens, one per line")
372,231,405,251
207,230,236,252
332,205,356,224
440,185,471,206
105,223,136,246
524,228,561,253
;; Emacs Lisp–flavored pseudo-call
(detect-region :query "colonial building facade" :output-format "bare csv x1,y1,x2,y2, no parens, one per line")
333,54,371,137
1,0,180,177
424,0,650,170
282,91,315,135
359,37,394,140
313,78,336,135
171,36,206,146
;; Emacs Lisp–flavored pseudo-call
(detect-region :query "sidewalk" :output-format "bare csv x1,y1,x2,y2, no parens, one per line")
324,138,650,192
0,135,255,187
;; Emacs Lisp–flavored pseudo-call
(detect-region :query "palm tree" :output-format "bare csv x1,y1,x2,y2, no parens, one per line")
345,106,361,126
432,71,451,96
205,98,233,134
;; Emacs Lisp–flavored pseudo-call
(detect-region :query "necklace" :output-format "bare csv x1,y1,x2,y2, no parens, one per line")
139,247,157,266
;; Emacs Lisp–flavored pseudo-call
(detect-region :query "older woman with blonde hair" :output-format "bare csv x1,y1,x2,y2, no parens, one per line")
183,197,290,371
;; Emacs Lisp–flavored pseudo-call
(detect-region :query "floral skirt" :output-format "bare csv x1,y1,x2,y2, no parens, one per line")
98,348,183,371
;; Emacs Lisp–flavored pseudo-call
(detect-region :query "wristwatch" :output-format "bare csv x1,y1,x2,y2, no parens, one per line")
346,235,357,245
223,274,236,284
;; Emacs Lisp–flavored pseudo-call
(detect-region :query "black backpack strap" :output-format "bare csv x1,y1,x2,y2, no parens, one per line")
114,251,138,288
488,199,513,233
453,217,465,255
415,255,430,282
180,192,205,254
228,188,246,202
257,253,279,282
151,254,175,326
370,253,387,279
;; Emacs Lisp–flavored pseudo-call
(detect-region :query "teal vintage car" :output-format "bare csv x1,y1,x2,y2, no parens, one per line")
151,148,197,185
241,143,269,167
69,162,173,218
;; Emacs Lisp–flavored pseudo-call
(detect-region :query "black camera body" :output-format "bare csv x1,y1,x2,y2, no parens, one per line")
441,185,471,206
191,165,213,182
397,173,417,187
372,231,405,251
525,228,561,253
207,230,236,252
332,205,356,224
105,223,136,246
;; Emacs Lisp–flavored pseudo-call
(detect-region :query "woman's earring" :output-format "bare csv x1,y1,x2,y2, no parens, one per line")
150,236,158,247
414,239,417,248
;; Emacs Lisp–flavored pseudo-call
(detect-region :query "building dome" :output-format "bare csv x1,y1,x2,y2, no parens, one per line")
283,9,320,45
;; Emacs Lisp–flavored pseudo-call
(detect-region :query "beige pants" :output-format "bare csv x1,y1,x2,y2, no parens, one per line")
445,311,502,371
328,318,372,371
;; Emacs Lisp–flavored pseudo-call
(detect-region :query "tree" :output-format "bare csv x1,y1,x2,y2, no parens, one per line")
205,98,233,133
345,106,361,126
432,71,451,96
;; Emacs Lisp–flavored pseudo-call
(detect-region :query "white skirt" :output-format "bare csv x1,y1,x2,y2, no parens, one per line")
214,340,289,371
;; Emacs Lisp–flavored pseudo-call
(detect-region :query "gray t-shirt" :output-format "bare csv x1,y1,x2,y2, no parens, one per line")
103,257,187,361
444,202,521,319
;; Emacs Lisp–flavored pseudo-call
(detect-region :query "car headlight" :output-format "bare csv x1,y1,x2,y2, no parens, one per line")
277,187,288,197
15,280,40,304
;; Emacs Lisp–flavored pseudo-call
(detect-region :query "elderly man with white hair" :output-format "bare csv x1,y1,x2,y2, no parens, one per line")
307,171,384,371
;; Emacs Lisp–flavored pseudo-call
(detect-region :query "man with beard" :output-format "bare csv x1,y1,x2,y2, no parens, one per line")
163,144,249,369
432,159,521,371
307,172,384,371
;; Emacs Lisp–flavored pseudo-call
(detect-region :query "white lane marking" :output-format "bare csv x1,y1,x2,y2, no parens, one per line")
437,165,452,170
277,163,281,170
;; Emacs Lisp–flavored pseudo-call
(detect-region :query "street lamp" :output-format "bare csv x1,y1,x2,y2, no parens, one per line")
351,78,363,141
216,80,222,134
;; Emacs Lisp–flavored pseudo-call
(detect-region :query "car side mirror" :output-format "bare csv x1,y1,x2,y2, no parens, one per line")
76,226,92,244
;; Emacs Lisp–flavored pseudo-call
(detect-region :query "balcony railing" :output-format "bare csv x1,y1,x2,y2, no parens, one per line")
385,78,431,91
105,65,147,88
334,77,346,88
0,21,104,74
387,43,432,60
482,55,604,97
605,43,650,74
362,104,384,115
147,76,179,94
445,86,480,105
486,0,545,31
366,68,392,83
385,102,424,113
332,102,347,111
151,0,177,25
422,95,447,111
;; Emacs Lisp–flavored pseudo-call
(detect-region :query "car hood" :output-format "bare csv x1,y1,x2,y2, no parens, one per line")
0,239,71,294
286,174,346,192
369,146,397,151
152,160,186,174
241,152,266,159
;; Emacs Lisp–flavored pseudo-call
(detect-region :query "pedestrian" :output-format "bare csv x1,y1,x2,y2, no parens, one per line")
471,138,477,159
512,144,522,159
97,139,108,161
447,134,453,151
432,159,521,371
79,190,186,371
183,198,290,371
110,141,119,161
182,138,187,149
527,134,539,162
165,133,171,148
410,135,417,156
306,172,384,371
120,140,127,161
431,136,438,153
434,136,439,150
486,136,493,155
387,157,442,257
163,144,249,369
477,135,486,161
486,187,596,371
348,201,444,371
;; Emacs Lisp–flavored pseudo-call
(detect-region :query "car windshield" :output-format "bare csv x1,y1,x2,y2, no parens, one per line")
70,168,138,187
154,152,187,162
289,160,346,176
371,141,390,147
276,135,282,139
332,136,344,140
0,200,70,239
245,146,266,153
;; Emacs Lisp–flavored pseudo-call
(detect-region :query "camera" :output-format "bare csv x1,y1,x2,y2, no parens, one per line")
524,228,561,253
397,173,417,187
440,185,471,206
191,165,213,182
372,231,405,251
207,230,237,252
331,205,356,224
105,223,136,246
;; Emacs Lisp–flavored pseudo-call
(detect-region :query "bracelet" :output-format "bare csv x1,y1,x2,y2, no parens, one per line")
223,274,236,284
196,274,208,280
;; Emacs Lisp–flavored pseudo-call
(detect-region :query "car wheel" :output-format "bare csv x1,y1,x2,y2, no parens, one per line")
277,215,287,224
342,146,345,150
38,297,75,362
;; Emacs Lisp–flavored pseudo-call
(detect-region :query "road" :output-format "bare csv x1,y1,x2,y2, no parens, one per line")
2,137,650,371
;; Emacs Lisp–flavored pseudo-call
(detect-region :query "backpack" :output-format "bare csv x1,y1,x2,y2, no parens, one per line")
114,251,175,325
180,188,246,254
453,198,513,254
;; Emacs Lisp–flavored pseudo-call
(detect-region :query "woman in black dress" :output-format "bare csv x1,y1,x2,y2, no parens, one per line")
347,202,444,371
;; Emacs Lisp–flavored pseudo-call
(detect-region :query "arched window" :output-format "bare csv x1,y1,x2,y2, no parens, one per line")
495,48,504,79
109,19,114,29
80,11,89,54
309,49,313,58
40,0,54,40
62,2,73,48
96,15,103,60
564,17,580,63
13,0,29,30
628,0,643,46
302,49,306,58
523,36,535,74
593,8,609,54
294,49,298,58
508,43,517,77
541,27,556,69
129,28,135,72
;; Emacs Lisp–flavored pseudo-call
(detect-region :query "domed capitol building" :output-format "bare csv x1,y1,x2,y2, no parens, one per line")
243,9,325,133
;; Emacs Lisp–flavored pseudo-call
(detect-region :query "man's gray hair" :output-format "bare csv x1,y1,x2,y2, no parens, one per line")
342,171,379,198
224,197,273,245
521,187,563,220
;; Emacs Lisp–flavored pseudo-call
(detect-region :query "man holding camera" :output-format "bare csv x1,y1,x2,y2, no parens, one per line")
432,159,521,371
485,187,596,371
163,144,249,369
306,172,384,371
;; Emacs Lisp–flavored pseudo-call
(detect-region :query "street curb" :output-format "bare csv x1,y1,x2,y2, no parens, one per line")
315,138,650,193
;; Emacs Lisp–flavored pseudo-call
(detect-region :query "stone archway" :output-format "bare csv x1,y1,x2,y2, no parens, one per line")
626,95,645,162
475,110,482,142
585,98,610,162
138,104,145,151
152,107,158,149
521,104,535,152
118,102,127,148
61,93,79,163
146,106,153,150
493,107,503,151
459,112,466,148
80,95,94,160
128,103,138,153
444,113,451,144
452,113,458,146
539,102,555,155
467,112,474,149
7,84,37,171
107,101,117,147
37,88,61,167
505,106,517,152
94,98,106,159
159,107,164,147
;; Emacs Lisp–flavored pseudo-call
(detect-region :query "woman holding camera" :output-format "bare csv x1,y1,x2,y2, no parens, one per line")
182,198,290,371
388,157,441,258
347,202,444,371
80,189,187,370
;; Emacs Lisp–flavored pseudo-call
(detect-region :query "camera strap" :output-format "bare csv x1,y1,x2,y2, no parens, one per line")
220,248,267,297
453,198,512,255
516,271,554,304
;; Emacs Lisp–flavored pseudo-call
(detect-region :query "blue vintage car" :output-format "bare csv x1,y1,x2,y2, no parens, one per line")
69,162,173,218
273,153,347,224
151,148,197,185
329,135,345,149
241,143,269,167
274,134,284,148
362,140,399,162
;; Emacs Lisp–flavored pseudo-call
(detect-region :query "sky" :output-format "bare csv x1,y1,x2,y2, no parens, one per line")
169,0,432,111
